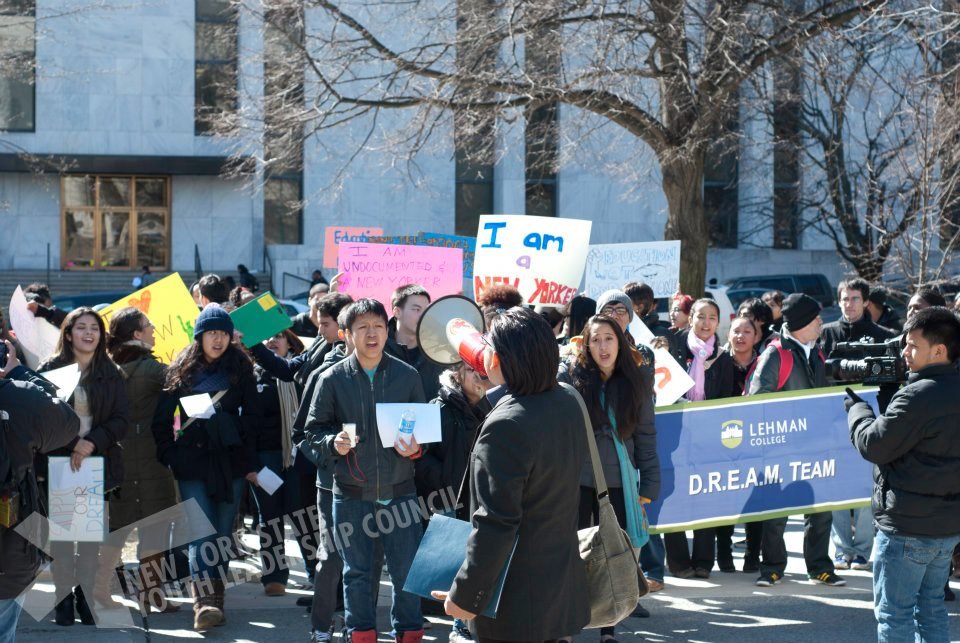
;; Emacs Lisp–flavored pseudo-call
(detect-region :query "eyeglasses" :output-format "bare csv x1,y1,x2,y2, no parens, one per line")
601,306,630,317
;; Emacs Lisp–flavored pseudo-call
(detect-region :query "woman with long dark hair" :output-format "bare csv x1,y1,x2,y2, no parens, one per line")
434,307,590,642
105,307,181,615
561,314,659,642
39,307,128,626
151,305,261,632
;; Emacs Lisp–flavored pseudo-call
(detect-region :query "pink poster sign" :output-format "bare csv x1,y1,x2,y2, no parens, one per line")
323,226,384,268
337,242,464,308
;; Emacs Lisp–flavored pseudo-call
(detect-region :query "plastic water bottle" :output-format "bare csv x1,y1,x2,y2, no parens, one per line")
397,409,416,448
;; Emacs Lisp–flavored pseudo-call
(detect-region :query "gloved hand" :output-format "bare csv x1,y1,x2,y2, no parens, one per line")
844,387,865,412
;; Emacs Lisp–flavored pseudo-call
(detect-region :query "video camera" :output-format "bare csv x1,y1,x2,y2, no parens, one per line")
825,336,907,385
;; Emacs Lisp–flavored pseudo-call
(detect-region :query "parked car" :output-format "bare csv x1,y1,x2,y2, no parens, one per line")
278,299,308,317
724,273,835,308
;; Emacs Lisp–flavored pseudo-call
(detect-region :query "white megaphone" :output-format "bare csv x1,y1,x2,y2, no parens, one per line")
416,295,488,376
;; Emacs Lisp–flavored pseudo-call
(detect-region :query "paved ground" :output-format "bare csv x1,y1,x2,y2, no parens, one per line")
13,519,960,642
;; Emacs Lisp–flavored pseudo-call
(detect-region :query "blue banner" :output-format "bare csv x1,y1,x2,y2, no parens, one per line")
418,232,477,278
648,387,876,533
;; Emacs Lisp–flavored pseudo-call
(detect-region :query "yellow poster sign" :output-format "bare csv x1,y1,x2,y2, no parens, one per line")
98,273,199,364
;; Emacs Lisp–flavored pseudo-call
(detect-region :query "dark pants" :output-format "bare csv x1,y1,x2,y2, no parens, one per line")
744,521,764,566
640,534,665,583
664,529,716,572
759,512,834,576
311,487,344,633
578,486,628,638
249,451,321,585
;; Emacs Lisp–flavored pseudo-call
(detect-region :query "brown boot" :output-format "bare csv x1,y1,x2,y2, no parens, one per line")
190,580,222,631
93,545,125,609
137,554,180,615
211,579,226,626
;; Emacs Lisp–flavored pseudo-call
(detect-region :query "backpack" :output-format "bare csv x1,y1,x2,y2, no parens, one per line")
744,336,825,394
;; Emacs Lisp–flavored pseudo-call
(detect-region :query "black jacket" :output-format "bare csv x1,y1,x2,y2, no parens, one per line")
874,305,902,333
449,387,590,640
748,332,827,394
415,373,491,503
34,303,67,330
821,314,897,361
848,362,960,537
290,313,318,339
0,374,80,599
252,337,334,390
152,373,261,499
385,328,445,401
252,366,286,453
303,352,426,501
38,358,129,492
666,330,738,400
640,312,670,338
295,344,347,490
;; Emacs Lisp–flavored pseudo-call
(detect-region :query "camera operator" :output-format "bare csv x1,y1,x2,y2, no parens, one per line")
846,307,960,643
821,278,897,364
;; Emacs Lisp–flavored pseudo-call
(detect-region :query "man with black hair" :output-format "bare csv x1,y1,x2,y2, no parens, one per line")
623,281,669,337
304,299,426,643
866,286,901,332
198,274,230,308
737,298,776,348
907,287,947,322
0,343,81,641
24,283,67,330
386,284,445,401
821,278,896,362
846,306,960,643
291,283,338,339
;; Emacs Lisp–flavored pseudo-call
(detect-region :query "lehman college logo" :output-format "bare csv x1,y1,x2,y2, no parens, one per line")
720,420,743,449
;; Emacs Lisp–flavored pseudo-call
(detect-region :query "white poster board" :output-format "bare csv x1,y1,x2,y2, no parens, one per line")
47,456,106,542
473,215,592,308
9,286,61,370
375,403,442,447
584,241,681,299
628,318,695,406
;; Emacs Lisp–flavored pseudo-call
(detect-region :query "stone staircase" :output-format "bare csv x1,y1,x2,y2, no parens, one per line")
0,270,183,299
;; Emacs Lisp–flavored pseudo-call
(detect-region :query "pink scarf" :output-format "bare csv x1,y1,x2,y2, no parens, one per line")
686,331,716,401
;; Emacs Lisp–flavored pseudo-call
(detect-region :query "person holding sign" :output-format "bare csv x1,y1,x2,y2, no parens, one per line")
151,305,262,632
39,308,129,625
559,314,659,641
303,299,426,643
105,308,181,615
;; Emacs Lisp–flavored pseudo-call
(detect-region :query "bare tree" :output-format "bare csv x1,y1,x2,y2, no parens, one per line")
224,0,893,294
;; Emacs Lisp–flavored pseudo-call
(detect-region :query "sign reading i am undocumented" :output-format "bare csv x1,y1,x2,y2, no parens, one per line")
648,386,876,533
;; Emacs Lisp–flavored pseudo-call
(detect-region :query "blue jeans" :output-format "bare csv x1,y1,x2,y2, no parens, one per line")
831,508,874,560
0,598,22,643
332,494,422,634
873,529,960,643
178,478,243,582
640,533,665,583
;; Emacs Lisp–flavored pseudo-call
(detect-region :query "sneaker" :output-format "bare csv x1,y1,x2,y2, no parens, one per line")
309,630,332,643
449,620,473,642
631,602,650,618
811,572,847,586
755,572,781,587
742,558,760,573
646,579,665,593
851,556,871,571
671,567,695,579
833,554,850,570
693,568,711,579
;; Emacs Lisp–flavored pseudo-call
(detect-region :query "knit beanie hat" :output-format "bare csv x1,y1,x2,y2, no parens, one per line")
193,304,234,338
595,290,634,323
781,293,820,332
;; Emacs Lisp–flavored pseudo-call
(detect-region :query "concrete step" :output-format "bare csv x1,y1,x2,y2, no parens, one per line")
0,270,271,301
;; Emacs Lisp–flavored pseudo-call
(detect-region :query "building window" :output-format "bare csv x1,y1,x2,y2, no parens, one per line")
0,0,35,131
525,26,559,218
705,103,739,248
772,3,802,249
262,7,304,244
195,0,238,135
455,113,494,236
61,176,171,270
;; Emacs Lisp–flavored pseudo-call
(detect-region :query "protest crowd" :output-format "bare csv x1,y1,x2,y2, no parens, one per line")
1,250,960,643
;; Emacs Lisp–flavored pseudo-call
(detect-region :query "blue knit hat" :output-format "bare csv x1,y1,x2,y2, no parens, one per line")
193,304,234,338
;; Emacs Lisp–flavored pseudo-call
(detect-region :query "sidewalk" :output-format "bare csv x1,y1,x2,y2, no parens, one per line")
13,519,960,642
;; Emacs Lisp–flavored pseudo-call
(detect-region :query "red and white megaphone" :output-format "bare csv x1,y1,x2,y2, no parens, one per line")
416,295,488,376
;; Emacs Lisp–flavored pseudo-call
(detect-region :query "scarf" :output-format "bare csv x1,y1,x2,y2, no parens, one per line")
277,380,299,469
192,365,232,393
686,331,716,401
601,390,649,549
122,339,153,350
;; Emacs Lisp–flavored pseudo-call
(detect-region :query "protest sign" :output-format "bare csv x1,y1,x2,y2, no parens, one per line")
323,226,384,268
230,291,292,348
98,273,199,364
418,232,477,279
629,317,695,406
647,387,876,533
368,234,421,246
8,286,61,369
584,241,681,298
48,456,106,542
337,242,463,308
41,363,81,402
473,215,592,307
